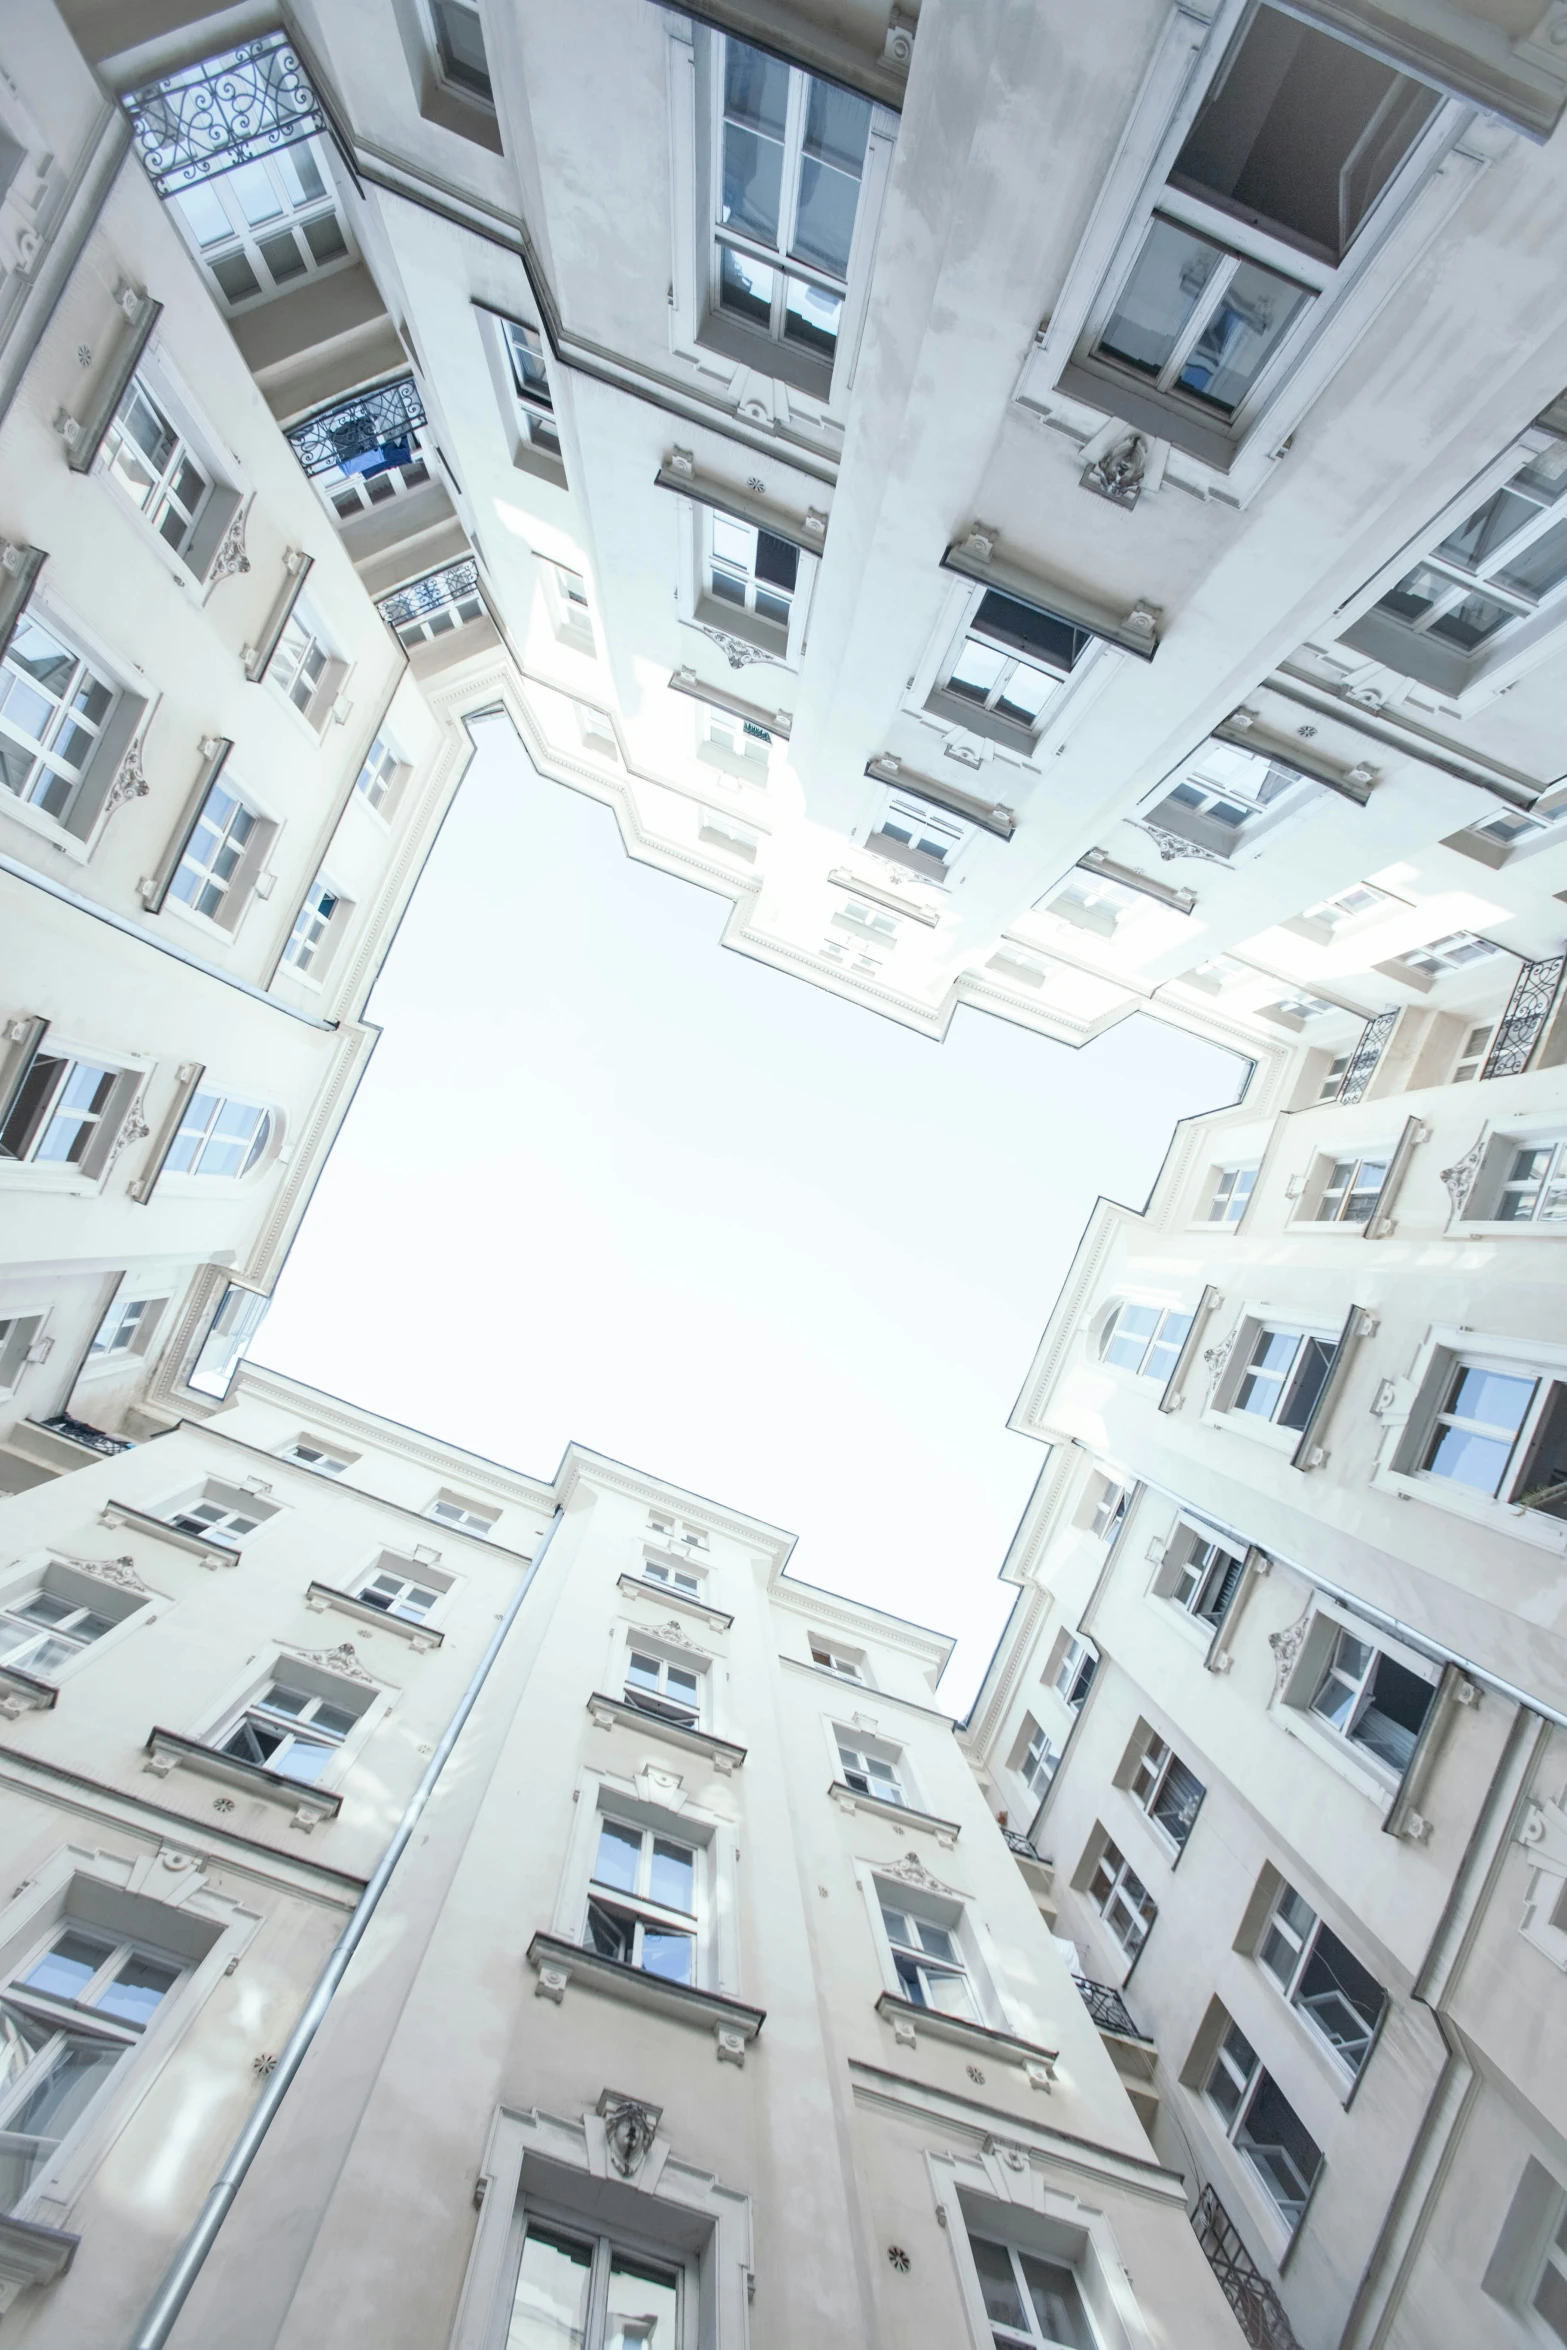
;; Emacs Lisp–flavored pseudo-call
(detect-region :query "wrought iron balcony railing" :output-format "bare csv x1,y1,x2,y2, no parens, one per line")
123,30,328,197
377,560,483,637
32,1414,134,1457
1482,950,1567,1079
1192,2185,1303,2350
1002,1828,1044,1862
1334,1007,1399,1105
1072,1976,1151,2043
286,379,427,480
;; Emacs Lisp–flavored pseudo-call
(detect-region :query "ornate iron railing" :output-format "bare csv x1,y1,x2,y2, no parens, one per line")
1481,951,1566,1080
1335,1007,1399,1105
32,1414,133,1457
377,559,481,631
123,31,328,196
1002,1828,1044,1863
1072,1976,1151,2043
285,378,427,479
1193,2186,1302,2350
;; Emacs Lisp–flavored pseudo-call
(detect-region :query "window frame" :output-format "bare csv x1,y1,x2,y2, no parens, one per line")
580,1806,706,1991
1274,1605,1441,1795
163,771,276,937
695,505,813,665
0,1557,154,1687
0,1036,142,1188
266,594,347,733
353,732,412,820
1295,1149,1391,1227
1203,2013,1324,2239
0,598,136,841
1085,1833,1157,1964
281,875,348,979
1256,1876,1387,2086
1204,1163,1258,1226
204,1660,378,1791
809,1636,867,1682
1128,1729,1206,1857
1385,1334,1567,1540
1154,1523,1248,1637
924,583,1101,753
166,134,356,315
1099,1298,1195,1382
159,1086,276,1185
1216,1318,1340,1441
81,1288,168,1376
1145,734,1322,860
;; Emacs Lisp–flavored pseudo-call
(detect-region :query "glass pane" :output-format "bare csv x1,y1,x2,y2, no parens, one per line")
802,80,870,176
1236,2072,1322,2223
1021,2253,1093,2350
174,182,232,247
0,2033,121,2206
947,640,1006,702
1294,1927,1383,2069
755,531,798,591
1427,589,1517,651
1377,562,1448,626
271,1733,333,1784
1279,1336,1334,1432
995,661,1058,725
1351,1655,1433,1773
606,2253,680,2350
593,1820,642,1892
507,2226,592,2350
1099,218,1220,378
95,1953,181,2027
1534,2255,1567,2345
718,243,774,328
724,40,787,138
228,160,285,227
970,2238,1028,2331
302,212,348,266
20,1932,115,2004
585,1899,634,1965
792,156,860,276
1175,258,1309,413
649,1839,694,1913
211,251,263,303
1435,487,1538,572
639,1928,693,1983
258,228,308,284
722,123,784,245
1495,514,1567,601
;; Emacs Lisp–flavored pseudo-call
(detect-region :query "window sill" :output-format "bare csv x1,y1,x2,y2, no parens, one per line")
0,794,93,863
873,1992,1057,2086
0,2212,78,2311
304,1581,444,1648
586,1692,745,1773
1374,1468,1567,1555
0,1665,57,1720
526,1931,764,2062
1272,1705,1396,1816
827,1781,960,1847
143,1727,343,1829
616,1572,733,1630
100,1502,240,1571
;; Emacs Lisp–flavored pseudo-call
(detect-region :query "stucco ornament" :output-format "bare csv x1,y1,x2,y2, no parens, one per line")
1268,1604,1314,1700
692,622,787,672
1134,820,1229,865
206,501,251,585
54,1553,149,1593
288,1641,374,1684
1440,1127,1489,1218
1082,432,1147,510
878,1849,959,1896
103,735,151,820
600,2096,659,2177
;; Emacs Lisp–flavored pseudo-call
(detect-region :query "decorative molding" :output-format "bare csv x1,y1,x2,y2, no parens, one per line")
1081,432,1148,510
1133,820,1229,865
597,2090,661,2176
872,1848,961,1896
102,1078,151,1177
102,734,151,822
205,500,252,586
1268,1604,1314,1700
1441,1127,1489,1219
53,1553,149,1595
284,1641,376,1686
690,623,788,673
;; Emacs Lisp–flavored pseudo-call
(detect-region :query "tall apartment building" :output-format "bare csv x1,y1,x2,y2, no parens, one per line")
0,1364,1245,2350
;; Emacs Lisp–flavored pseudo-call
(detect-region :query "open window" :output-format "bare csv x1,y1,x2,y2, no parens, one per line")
1221,1321,1337,1435
1203,2013,1323,2235
621,1639,704,1731
1256,1875,1385,2081
1281,1613,1438,1783
1127,1727,1205,1855
212,1663,371,1785
835,1726,909,1807
1154,1524,1247,1634
1145,737,1318,859
698,509,810,664
1295,1151,1390,1226
927,588,1094,751
0,1034,140,1184
584,1810,702,1987
809,1636,867,1683
1399,1350,1567,1526
0,1558,149,1684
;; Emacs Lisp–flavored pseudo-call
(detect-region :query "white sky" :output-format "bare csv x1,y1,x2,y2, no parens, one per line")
256,719,1244,1712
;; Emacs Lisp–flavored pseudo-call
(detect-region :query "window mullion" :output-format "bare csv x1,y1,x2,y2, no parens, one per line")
780,71,808,260
1156,255,1240,392
586,2235,613,2350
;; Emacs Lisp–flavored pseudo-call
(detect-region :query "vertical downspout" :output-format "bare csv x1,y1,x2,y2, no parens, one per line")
126,1503,564,2350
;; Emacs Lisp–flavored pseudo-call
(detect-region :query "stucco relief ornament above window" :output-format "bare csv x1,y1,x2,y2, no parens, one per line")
692,623,788,673
1081,432,1148,511
1133,821,1229,865
597,2092,661,2177
1202,1325,1239,1393
1268,1605,1314,1700
288,1642,375,1684
103,736,151,822
877,1849,959,1896
103,1082,151,1176
55,1553,149,1594
1441,1128,1490,1217
647,1618,709,1656
206,501,252,587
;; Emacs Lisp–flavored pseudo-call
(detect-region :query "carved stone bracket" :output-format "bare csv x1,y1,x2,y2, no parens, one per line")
1268,1604,1314,1701
1081,432,1148,510
597,2090,661,2176
691,623,787,673
715,2025,747,2065
1133,821,1229,866
1441,1127,1489,1219
206,502,251,587
103,735,151,822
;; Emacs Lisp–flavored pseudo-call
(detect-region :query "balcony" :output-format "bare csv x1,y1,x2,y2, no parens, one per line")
122,31,329,197
1192,2185,1302,2350
1073,1975,1158,2130
286,378,428,494
1333,1007,1399,1104
376,560,489,666
1483,950,1567,1078
0,1415,135,1485
999,1822,1053,1905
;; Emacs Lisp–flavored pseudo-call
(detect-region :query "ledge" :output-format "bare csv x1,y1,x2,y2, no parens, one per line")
864,754,1015,841
0,1665,57,1720
0,2211,79,2308
828,1781,959,1847
617,1572,733,1631
143,1728,342,1830
527,1931,763,2061
655,453,827,557
940,532,1158,662
586,1693,746,1773
826,869,940,926
874,1992,1057,2086
101,1502,238,1571
305,1581,444,1648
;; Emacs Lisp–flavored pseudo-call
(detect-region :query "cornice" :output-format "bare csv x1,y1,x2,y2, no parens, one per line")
768,1578,953,1668
779,1654,956,1725
554,1448,795,1566
1009,1204,1143,1436
190,1424,538,1560
229,1368,557,1515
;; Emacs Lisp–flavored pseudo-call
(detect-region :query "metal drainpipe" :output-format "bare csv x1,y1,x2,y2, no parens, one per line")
126,1503,564,2350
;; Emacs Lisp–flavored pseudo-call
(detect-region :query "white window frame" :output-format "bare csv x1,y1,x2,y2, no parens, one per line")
939,2160,1154,2350
276,1438,352,1476
638,1553,704,1599
167,135,356,314
0,1555,156,1686
695,506,813,665
809,1635,867,1682
160,1480,278,1548
1256,1876,1386,2082
833,1724,908,1807
1017,1716,1058,1803
1086,1833,1157,1962
1203,2014,1323,2238
204,1661,378,1790
865,788,970,884
281,876,348,979
428,0,494,105
1129,1730,1205,1856
425,1491,499,1538
0,1037,142,1190
267,596,346,732
622,1640,705,1730
1529,2196,1567,2349
1144,735,1321,860
859,1865,1009,2033
576,1799,708,1990
1379,1328,1567,1548
1153,1523,1247,1637
1214,1318,1338,1442
963,2229,1105,2350
1204,1163,1258,1226
353,1560,449,1626
1295,1149,1391,1226
1462,1133,1567,1230
0,601,127,838
1099,1299,1194,1381
695,702,774,784
1052,1633,1098,1712
101,372,213,559
353,732,412,819
925,582,1102,754
82,1288,168,1375
161,1086,276,1185
318,427,434,525
1450,1018,1497,1083
0,1310,47,1401
490,2210,687,2350
164,771,275,936
1273,1604,1440,1797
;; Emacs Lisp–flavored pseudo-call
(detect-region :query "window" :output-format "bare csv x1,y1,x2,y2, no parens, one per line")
1356,433,1567,681
1415,1358,1567,1522
584,1816,697,1983
623,1650,701,1728
501,318,558,456
1309,1627,1435,1774
1089,1480,1128,1541
426,1493,497,1537
641,1557,701,1597
1150,739,1314,856
171,141,350,309
218,1679,359,1783
322,442,430,522
355,1566,442,1624
185,1282,269,1399
1269,991,1337,1025
0,610,118,824
937,590,1091,741
867,792,966,882
165,1493,266,1546
278,1440,349,1476
0,1051,127,1174
647,1512,706,1552
102,376,211,556
1316,1052,1352,1104
706,512,798,640
0,1317,41,1398
1307,1154,1388,1225
282,880,344,976
879,1901,974,2017
699,705,772,779
0,1589,117,1678
430,0,492,100
1396,930,1500,979
810,1640,863,1680
1207,1165,1257,1225
1047,870,1141,936
165,1091,271,1180
836,1734,904,1805
1019,1719,1058,1801
1166,1529,1247,1631
712,39,871,372
1301,882,1391,930
1054,1635,1097,1711
1102,1301,1193,1379
0,1920,185,2212
88,1292,163,1363
505,2220,680,2350
167,778,265,927
269,601,340,725
1259,1881,1386,2076
1131,1733,1205,1852
1086,4,1438,439
1232,1325,1335,1432
969,2235,1096,2350
1452,1020,1494,1083
1533,2206,1567,2347
1206,2020,1323,2229
1494,1143,1567,1225
1087,1837,1156,1959
354,735,407,815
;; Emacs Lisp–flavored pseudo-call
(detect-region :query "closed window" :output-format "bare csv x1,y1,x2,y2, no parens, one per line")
165,1491,266,1546
706,512,798,637
0,1588,117,1678
937,590,1091,740
426,1493,497,1536
1415,1357,1567,1522
165,1091,271,1180
879,1900,975,2017
1316,1052,1352,1104
430,0,492,100
501,318,558,455
0,1919,185,2212
1395,929,1500,979
1207,1166,1257,1224
0,1051,128,1173
1258,1880,1385,2075
584,1816,698,1983
836,1734,904,1805
1089,1480,1128,1541
1166,1529,1246,1630
1232,1325,1335,1431
1054,1635,1097,1711
867,792,966,881
0,1317,41,1397
1301,882,1391,930
283,879,344,975
810,1639,864,1681
278,1440,349,1475
218,1678,360,1783
1102,1301,1193,1379
505,2221,680,2350
356,1566,442,1623
270,601,339,724
102,377,212,556
1088,1836,1156,1958
1308,1154,1388,1225
1533,2205,1567,2348
969,2234,1096,2350
624,1650,701,1728
1206,2019,1323,2229
354,735,406,814
0,609,118,824
1494,1142,1567,1225
167,779,264,926
1150,738,1314,856
1451,1021,1495,1083
713,38,871,370
641,1556,701,1597
1130,1731,1205,1851
1309,1627,1434,1774
171,141,350,310
1019,1718,1058,1800
88,1293,164,1362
